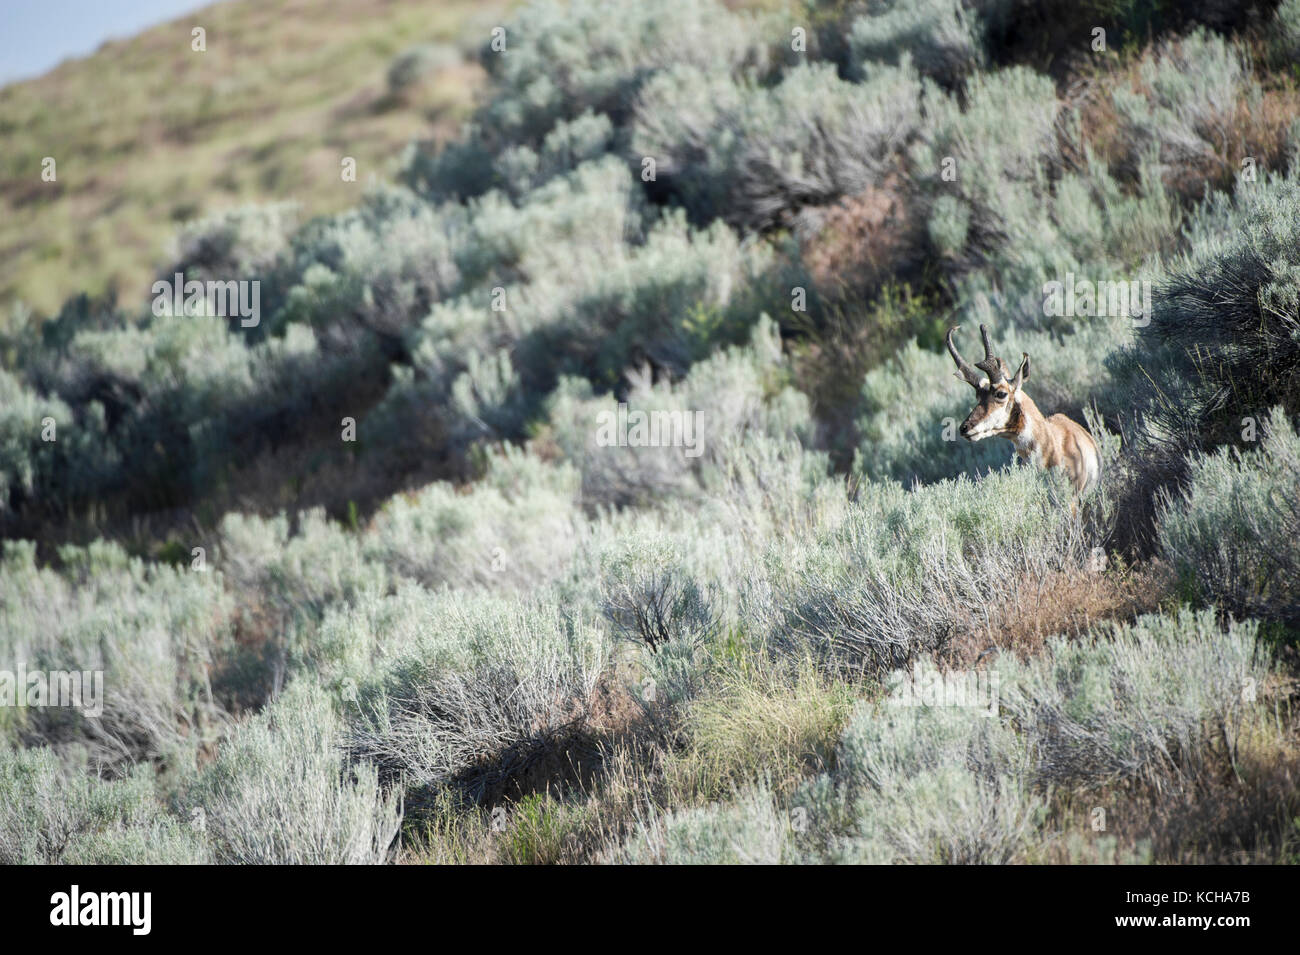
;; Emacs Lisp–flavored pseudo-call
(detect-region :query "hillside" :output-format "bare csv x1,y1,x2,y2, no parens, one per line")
0,0,511,317
2,0,1300,867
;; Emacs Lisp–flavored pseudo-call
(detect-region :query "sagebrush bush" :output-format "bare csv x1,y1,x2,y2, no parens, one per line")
544,315,812,507
0,369,76,515
220,508,387,631
823,684,1043,864
192,683,401,865
348,592,607,799
1158,410,1300,628
632,60,922,231
12,310,364,515
365,445,580,592
1107,169,1300,523
732,608,1266,864
911,66,1058,257
275,184,464,346
478,0,765,139
0,539,233,769
696,431,845,547
999,609,1265,786
167,202,297,286
491,111,616,198
1110,29,1255,194
848,0,987,87
1277,0,1300,63
403,0,768,199
769,465,1090,678
600,535,719,652
517,210,758,384
307,581,453,693
0,747,209,864
617,783,789,864
455,157,642,288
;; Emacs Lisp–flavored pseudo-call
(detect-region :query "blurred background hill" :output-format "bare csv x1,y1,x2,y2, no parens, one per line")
0,0,510,316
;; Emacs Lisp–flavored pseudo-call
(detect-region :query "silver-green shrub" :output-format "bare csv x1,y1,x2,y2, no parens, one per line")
738,609,1265,864
545,315,812,508
771,465,1087,677
0,369,75,514
1277,0,1300,63
999,609,1266,786
192,683,401,864
276,185,464,344
848,0,987,86
219,508,387,629
474,0,765,143
365,445,581,592
348,592,607,798
912,66,1059,251
1110,29,1253,186
632,60,921,230
600,534,719,652
824,686,1042,864
167,202,297,285
403,0,768,199
0,747,209,864
1158,410,1300,626
0,539,234,769
617,783,789,864
1108,169,1300,469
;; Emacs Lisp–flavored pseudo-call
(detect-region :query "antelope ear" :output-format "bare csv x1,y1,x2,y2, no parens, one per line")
1011,353,1030,389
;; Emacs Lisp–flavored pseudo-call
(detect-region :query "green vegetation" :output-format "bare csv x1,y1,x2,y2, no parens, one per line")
2,0,1299,865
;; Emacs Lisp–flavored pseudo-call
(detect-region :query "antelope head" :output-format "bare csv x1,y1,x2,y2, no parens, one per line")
946,323,1030,442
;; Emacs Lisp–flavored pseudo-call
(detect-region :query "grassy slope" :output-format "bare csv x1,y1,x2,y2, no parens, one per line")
0,0,513,318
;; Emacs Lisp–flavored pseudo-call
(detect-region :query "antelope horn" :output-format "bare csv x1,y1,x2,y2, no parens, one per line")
946,325,983,387
975,323,1007,384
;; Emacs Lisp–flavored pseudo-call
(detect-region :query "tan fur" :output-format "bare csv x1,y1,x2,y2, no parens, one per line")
949,326,1100,495
1007,394,1100,495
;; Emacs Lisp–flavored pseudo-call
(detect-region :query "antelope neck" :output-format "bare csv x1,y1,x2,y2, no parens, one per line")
1008,391,1044,455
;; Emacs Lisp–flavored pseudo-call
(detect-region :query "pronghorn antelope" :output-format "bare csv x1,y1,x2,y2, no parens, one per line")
946,324,1100,494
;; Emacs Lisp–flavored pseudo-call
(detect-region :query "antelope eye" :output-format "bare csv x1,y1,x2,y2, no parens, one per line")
994,390,1008,400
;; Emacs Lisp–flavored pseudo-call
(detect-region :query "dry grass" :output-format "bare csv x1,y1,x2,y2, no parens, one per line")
944,558,1173,666
661,659,856,801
